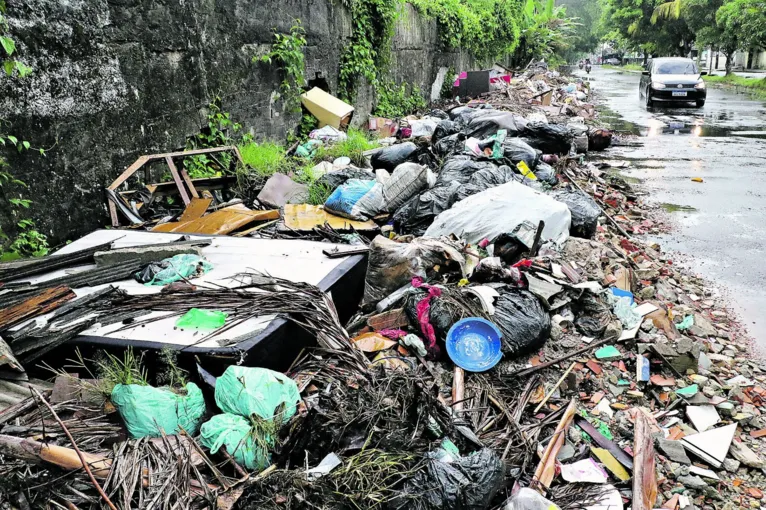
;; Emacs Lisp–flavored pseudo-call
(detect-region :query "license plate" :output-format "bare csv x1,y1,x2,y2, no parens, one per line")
672,91,687,97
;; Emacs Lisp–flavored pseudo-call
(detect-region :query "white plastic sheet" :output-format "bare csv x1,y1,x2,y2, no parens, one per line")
425,181,571,245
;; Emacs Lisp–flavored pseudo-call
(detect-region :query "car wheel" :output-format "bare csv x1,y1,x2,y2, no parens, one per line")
696,99,705,108
645,89,653,108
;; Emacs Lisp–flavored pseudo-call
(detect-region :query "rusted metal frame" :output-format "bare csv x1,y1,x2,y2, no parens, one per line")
165,156,192,206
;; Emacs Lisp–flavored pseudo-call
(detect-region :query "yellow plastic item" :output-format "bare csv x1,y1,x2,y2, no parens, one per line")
300,87,354,129
590,447,630,481
691,177,704,182
516,161,538,180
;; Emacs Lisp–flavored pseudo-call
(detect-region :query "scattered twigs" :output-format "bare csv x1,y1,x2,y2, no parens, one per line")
514,337,612,378
533,362,576,413
29,387,117,510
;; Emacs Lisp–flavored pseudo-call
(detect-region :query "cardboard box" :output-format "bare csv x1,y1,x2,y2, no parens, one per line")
301,87,354,129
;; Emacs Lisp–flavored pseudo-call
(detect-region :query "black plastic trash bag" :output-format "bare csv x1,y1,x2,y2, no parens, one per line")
574,293,612,337
449,106,474,120
449,104,494,124
468,164,515,190
134,261,167,284
466,111,528,139
434,133,465,158
436,156,500,186
533,161,557,185
493,232,529,265
371,142,418,172
500,138,538,168
551,188,601,239
433,120,460,143
393,181,461,236
492,288,551,356
521,122,574,155
428,109,450,120
316,166,376,191
449,183,484,204
403,448,504,510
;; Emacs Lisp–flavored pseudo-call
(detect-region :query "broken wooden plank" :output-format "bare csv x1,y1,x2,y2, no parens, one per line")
0,286,76,332
0,433,111,478
633,411,658,510
179,167,200,199
178,197,213,222
533,398,577,492
152,205,279,235
453,366,465,414
165,156,192,206
282,204,377,232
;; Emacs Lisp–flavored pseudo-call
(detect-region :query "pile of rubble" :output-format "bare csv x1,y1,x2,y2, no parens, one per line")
0,62,763,510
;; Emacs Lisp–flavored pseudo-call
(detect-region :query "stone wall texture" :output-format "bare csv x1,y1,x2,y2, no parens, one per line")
0,0,476,243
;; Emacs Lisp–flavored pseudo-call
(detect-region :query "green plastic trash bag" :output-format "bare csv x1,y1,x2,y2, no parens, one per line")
199,413,270,471
176,308,227,330
215,366,300,424
144,254,213,286
111,382,206,438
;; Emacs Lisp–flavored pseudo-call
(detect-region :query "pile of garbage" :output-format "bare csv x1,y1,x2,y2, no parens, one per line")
1,63,764,510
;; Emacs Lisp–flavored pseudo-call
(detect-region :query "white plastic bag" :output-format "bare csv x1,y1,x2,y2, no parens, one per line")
409,117,439,137
504,488,560,510
425,180,571,246
382,162,435,213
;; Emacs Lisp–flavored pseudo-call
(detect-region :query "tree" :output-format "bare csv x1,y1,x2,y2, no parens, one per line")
598,0,694,60
717,0,766,72
651,0,747,75
513,0,578,65
557,0,603,60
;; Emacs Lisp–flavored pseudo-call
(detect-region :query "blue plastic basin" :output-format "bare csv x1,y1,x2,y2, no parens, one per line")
446,317,503,372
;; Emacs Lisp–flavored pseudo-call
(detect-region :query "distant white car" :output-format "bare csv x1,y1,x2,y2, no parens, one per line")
605,58,621,65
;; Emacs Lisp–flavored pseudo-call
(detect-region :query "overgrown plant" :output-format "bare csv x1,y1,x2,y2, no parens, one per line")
374,81,427,118
338,0,401,100
46,347,149,398
410,0,524,64
0,1,48,260
184,97,250,178
157,347,189,389
258,20,307,113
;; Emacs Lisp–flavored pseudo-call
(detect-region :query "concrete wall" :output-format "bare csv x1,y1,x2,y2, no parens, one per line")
0,0,473,244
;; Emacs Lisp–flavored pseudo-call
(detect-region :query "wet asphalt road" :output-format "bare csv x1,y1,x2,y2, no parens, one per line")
583,66,766,345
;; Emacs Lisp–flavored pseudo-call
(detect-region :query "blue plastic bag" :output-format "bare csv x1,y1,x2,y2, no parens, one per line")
324,179,380,220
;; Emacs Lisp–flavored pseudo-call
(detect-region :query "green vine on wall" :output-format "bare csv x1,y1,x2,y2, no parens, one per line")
409,0,524,65
183,97,252,178
338,0,401,100
0,1,48,260
258,20,307,113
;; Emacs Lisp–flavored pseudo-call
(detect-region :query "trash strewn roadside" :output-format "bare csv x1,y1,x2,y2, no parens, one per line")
1,61,763,510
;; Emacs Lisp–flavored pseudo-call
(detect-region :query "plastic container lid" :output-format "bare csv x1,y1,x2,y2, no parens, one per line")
446,317,503,372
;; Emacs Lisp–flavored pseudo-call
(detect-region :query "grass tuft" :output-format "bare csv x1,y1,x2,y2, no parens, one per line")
314,128,379,167
238,142,288,177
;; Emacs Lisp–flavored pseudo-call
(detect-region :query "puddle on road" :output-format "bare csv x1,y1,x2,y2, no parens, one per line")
597,103,766,138
660,203,698,213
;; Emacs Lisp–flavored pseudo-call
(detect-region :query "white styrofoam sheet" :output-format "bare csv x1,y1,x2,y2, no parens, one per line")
12,230,354,349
